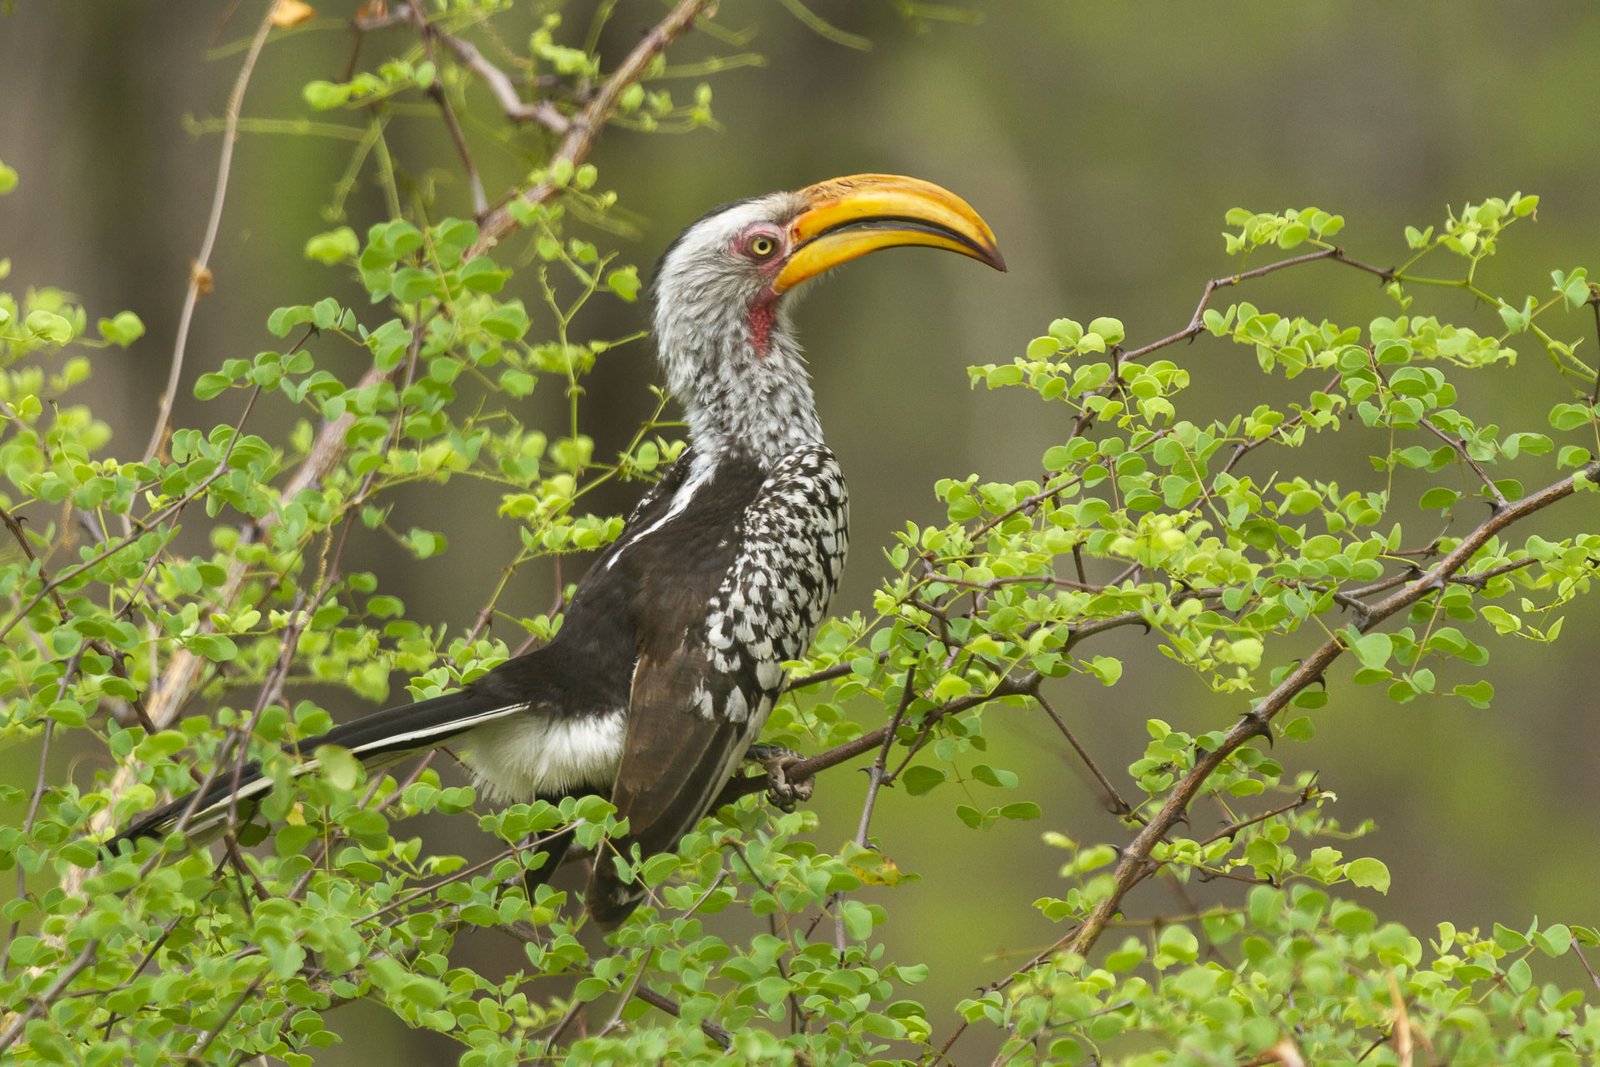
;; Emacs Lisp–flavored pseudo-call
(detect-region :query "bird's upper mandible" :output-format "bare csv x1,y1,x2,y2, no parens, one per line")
773,172,1006,292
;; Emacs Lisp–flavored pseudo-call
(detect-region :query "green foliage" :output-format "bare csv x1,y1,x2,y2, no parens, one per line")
3,6,1600,1066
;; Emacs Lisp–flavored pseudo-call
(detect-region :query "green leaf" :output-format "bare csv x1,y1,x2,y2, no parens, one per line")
0,160,17,195
1087,316,1125,345
1104,939,1147,972
1350,632,1392,670
194,373,232,400
1549,402,1595,432
1026,336,1060,361
839,899,876,940
1156,925,1199,965
187,633,238,662
303,80,351,110
305,227,360,265
1346,857,1391,894
97,311,145,347
971,764,1018,789
1086,655,1122,685
1532,923,1572,957
316,745,362,791
25,310,73,343
901,765,945,796
606,266,641,302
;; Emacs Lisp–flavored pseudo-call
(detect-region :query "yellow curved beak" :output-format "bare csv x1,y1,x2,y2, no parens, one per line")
772,173,1006,294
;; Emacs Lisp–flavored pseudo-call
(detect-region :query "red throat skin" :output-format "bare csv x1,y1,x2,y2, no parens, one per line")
748,290,778,356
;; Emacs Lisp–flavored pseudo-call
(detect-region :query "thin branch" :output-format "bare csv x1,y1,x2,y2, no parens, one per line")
219,586,313,840
1422,417,1508,509
1071,247,1392,440
472,0,717,255
1197,784,1322,847
1033,691,1133,818
597,947,658,1039
3,644,78,971
721,670,1041,806
541,995,589,1052
1574,942,1600,996
1218,372,1342,478
143,4,275,462
187,971,267,1060
423,16,570,134
828,667,917,957
1588,288,1600,407
1125,247,1393,365
858,666,917,841
784,659,868,693
633,986,731,1050
0,506,72,621
407,0,488,215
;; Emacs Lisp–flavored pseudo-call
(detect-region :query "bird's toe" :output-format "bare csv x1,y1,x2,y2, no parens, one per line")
751,745,815,811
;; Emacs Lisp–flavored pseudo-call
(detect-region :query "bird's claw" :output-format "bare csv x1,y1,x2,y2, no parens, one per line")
746,743,815,812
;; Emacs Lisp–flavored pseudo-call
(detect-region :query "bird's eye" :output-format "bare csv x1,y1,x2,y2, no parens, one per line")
746,234,779,260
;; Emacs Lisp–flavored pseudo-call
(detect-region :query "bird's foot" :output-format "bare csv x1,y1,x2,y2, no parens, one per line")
746,744,815,812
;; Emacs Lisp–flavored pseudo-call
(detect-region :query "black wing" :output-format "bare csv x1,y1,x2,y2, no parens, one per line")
586,445,848,927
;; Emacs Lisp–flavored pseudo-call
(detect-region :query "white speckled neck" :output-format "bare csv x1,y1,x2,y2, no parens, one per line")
652,194,824,471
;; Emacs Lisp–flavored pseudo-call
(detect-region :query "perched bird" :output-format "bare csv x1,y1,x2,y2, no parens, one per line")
112,174,1004,926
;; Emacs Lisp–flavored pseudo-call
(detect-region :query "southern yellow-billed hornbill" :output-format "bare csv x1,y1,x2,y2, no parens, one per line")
112,174,1004,926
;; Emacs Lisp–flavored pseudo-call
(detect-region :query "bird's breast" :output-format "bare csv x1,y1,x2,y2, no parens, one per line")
702,444,849,694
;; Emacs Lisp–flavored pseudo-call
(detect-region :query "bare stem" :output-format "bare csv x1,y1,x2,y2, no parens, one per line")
143,4,275,462
407,0,488,215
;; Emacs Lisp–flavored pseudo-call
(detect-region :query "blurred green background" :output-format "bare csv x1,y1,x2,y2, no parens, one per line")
3,2,1598,1061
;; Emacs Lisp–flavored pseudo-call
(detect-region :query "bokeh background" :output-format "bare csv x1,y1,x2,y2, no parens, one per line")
3,2,1599,1061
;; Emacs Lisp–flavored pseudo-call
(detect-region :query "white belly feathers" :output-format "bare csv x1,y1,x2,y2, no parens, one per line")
454,708,627,802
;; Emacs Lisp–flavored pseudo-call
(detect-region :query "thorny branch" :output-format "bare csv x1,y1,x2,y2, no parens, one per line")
1064,458,1600,960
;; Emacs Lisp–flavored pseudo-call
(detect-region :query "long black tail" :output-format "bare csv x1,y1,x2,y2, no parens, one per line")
108,689,525,852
